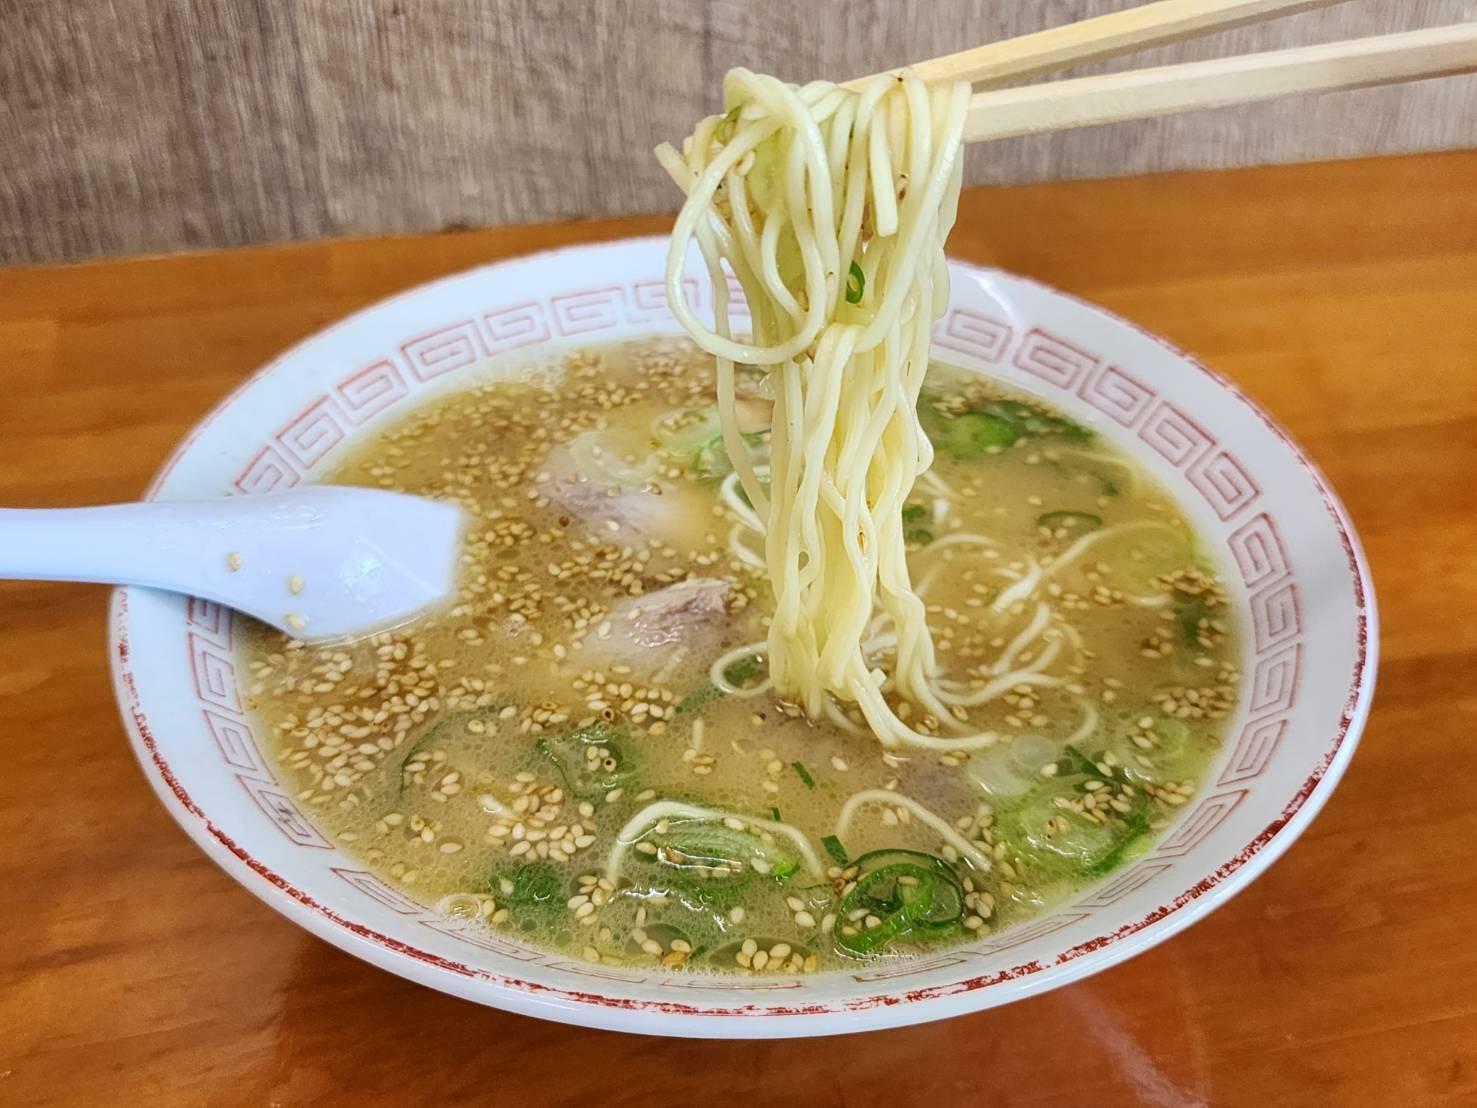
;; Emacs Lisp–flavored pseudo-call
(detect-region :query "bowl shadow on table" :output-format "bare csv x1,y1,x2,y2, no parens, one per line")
265,935,1212,1107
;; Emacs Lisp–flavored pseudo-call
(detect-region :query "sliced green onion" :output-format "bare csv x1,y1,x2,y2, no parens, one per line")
1060,744,1116,781
847,850,966,930
922,393,1095,458
536,722,634,798
822,834,849,865
834,862,937,954
715,104,742,143
845,261,865,304
770,806,782,823
901,503,934,544
639,818,798,889
397,707,504,796
988,399,1093,443
490,861,563,911
936,411,1019,457
675,653,765,715
726,654,764,685
1086,810,1152,876
832,852,968,955
1174,598,1210,645
993,747,1153,879
792,761,816,789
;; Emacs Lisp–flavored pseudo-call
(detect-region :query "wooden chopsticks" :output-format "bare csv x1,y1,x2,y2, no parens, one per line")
962,22,1477,143
848,0,1352,90
847,0,1477,147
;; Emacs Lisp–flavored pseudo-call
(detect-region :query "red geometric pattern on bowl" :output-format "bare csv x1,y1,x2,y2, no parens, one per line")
1013,327,1099,389
482,301,552,354
1153,790,1249,857
401,321,486,381
233,444,299,494
1189,449,1262,521
551,287,627,335
119,246,1370,1033
1078,862,1174,908
723,274,751,317
1218,717,1288,786
1246,576,1305,655
629,276,699,323
976,913,1089,954
188,633,242,713
275,396,349,469
1138,400,1215,469
1076,364,1156,428
185,596,232,645
418,916,547,962
548,959,657,985
334,360,409,425
238,776,331,849
203,709,269,776
1247,643,1301,718
851,955,974,983
1227,512,1292,590
1250,578,1302,652
330,868,425,915
660,975,803,991
932,308,1013,364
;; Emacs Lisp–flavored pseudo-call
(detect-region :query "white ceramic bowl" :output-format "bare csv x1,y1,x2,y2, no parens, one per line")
110,236,1376,1038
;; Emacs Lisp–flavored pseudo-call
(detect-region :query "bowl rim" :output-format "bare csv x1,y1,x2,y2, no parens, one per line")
107,234,1378,1037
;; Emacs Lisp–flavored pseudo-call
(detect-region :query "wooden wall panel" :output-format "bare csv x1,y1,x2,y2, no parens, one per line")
1,0,1474,264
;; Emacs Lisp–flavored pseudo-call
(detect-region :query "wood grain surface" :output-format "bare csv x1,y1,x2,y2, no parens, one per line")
3,0,1477,265
1,152,1476,1106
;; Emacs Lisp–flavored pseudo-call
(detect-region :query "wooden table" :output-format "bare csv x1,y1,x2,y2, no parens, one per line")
2,151,1474,1107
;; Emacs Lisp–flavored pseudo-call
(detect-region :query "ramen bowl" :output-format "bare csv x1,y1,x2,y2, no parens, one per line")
109,235,1375,1038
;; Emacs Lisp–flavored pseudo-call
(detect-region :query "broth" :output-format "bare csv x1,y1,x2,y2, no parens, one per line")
240,337,1239,974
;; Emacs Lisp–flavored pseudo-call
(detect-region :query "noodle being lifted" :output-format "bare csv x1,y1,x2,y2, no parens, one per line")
658,71,995,749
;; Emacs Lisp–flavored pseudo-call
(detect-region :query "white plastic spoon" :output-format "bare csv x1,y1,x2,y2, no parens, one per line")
0,487,465,643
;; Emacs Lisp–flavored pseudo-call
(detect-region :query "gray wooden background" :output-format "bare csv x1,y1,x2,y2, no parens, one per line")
2,0,1475,265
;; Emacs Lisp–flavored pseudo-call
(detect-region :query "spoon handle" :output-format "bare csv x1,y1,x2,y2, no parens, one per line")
0,488,465,642
0,503,249,590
